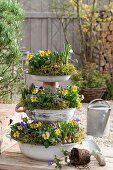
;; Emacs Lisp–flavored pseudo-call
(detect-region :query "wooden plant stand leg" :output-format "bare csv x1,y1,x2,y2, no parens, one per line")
43,82,59,91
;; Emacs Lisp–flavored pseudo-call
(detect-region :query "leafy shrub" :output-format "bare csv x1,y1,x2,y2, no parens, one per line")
0,0,24,100
71,63,110,89
102,80,113,100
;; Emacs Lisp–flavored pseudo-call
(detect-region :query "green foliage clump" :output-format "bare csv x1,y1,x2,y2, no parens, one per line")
20,83,82,111
102,80,113,100
9,118,86,148
29,64,77,76
0,0,24,99
71,63,110,89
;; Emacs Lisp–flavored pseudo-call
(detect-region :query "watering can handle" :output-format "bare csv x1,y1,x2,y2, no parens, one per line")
88,99,110,108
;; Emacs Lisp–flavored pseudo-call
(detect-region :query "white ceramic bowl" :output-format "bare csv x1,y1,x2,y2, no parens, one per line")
25,108,76,122
19,142,80,161
28,74,72,82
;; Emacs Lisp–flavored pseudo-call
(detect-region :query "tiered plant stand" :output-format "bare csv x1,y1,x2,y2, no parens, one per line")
15,74,77,161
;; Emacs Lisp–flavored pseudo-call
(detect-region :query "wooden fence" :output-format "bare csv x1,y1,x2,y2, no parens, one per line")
18,0,112,67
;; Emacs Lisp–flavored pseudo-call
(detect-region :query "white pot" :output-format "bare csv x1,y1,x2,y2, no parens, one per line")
18,142,80,161
28,74,72,82
25,108,76,122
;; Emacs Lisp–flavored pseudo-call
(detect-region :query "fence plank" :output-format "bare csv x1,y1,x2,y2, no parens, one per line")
47,18,52,50
51,19,61,51
21,19,31,51
30,0,42,12
31,19,42,52
18,0,31,11
42,19,48,50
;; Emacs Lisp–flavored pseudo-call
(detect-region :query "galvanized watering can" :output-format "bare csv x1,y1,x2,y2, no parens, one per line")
87,99,111,137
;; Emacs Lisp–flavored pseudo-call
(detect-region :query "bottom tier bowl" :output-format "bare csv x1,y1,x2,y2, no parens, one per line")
25,108,76,122
19,142,80,161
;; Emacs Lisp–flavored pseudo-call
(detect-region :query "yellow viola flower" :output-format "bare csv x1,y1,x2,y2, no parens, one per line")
30,123,36,129
71,120,76,126
31,95,37,102
62,88,68,95
40,91,44,94
40,51,45,57
17,126,22,130
32,88,38,94
72,86,77,92
37,121,42,127
76,101,82,108
26,60,29,65
45,50,51,56
42,132,49,140
58,122,63,126
54,128,60,135
50,122,56,128
27,54,33,60
13,131,20,138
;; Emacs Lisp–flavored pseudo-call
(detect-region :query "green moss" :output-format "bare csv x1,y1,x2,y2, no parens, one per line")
29,64,77,75
34,101,69,110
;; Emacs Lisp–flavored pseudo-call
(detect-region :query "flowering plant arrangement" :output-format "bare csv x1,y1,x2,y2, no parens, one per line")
20,84,83,111
9,117,86,148
26,44,77,75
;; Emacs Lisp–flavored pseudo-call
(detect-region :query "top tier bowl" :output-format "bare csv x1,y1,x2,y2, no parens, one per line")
28,74,72,82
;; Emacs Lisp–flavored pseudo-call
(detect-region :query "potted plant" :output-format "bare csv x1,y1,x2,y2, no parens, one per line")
8,117,86,160
71,63,109,103
26,44,77,83
16,83,83,122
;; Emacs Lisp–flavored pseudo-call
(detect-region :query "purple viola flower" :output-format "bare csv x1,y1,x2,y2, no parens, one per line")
17,123,21,126
50,122,56,127
30,87,34,91
10,119,13,124
28,52,32,55
21,123,26,128
52,92,55,95
30,94,37,98
48,160,52,166
75,118,80,122
58,55,60,60
54,100,56,104
8,119,13,126
18,77,20,79
21,76,24,80
36,51,40,53
39,86,43,89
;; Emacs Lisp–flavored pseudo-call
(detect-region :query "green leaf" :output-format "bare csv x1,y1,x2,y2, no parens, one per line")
49,137,55,143
44,140,49,148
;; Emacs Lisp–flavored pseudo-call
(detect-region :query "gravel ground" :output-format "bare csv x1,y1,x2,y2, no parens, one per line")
75,100,113,148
